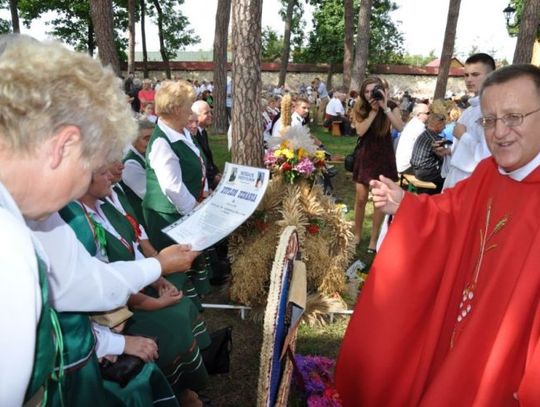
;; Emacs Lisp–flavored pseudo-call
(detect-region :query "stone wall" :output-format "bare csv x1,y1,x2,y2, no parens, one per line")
132,69,465,100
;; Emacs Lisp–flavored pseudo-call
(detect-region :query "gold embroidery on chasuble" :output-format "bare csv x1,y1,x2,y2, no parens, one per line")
450,198,509,349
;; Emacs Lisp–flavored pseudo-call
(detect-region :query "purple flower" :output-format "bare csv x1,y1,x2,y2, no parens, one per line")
264,150,277,166
294,158,316,175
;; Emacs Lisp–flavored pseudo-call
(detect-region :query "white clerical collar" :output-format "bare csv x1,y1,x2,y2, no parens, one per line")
498,151,540,181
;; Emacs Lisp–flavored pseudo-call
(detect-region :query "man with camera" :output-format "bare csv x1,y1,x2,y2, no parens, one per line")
410,112,451,193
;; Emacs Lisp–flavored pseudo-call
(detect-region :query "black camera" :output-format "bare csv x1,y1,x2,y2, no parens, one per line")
371,84,385,101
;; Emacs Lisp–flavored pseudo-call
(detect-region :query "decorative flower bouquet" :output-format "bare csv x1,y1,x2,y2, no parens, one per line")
264,126,326,184
293,355,342,406
228,124,355,322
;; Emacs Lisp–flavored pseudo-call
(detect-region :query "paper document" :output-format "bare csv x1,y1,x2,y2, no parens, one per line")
162,162,269,250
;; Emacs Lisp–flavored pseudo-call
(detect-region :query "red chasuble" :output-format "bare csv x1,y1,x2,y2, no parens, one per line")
336,158,540,406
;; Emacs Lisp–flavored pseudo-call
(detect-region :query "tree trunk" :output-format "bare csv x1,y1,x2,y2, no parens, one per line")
140,0,149,78
434,0,461,100
513,0,540,64
89,0,120,75
127,0,136,74
9,0,20,33
231,0,263,166
350,0,372,92
88,17,95,57
213,0,232,134
152,0,171,79
278,0,295,87
326,63,334,91
343,0,354,90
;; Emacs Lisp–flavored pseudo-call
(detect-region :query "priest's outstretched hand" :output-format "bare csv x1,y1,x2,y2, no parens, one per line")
370,175,404,215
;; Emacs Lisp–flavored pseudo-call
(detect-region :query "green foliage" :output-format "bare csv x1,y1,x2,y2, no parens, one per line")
400,50,437,66
369,0,404,64
279,0,306,61
0,17,9,33
261,25,283,62
17,0,128,58
505,0,540,39
14,0,198,62
146,0,200,60
294,0,404,66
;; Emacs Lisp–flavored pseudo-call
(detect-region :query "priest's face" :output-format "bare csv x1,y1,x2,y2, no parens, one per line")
481,76,540,172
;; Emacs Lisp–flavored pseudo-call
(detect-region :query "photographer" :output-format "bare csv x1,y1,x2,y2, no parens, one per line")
350,77,403,252
410,111,451,193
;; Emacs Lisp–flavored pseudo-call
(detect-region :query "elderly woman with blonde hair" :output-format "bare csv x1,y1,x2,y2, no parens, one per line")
0,35,201,406
142,80,213,305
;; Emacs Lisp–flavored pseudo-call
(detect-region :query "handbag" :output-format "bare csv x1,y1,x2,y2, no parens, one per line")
344,138,362,172
100,354,145,388
201,326,233,375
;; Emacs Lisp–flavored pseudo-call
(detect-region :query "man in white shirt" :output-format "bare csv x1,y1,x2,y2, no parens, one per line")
291,97,311,128
395,103,430,173
325,91,351,136
0,36,198,406
443,53,496,189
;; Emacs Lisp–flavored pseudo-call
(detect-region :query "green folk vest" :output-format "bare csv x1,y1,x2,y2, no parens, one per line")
60,201,136,263
143,126,207,215
24,254,57,403
121,150,146,225
100,201,138,262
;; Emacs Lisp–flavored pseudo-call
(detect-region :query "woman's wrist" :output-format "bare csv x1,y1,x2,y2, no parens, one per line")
383,106,392,114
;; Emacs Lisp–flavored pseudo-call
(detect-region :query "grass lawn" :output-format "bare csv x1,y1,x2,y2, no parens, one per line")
202,125,374,406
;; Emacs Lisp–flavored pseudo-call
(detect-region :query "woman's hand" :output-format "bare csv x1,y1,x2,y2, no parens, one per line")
369,175,404,215
124,336,159,362
377,88,389,111
152,277,179,296
156,290,183,308
157,244,200,275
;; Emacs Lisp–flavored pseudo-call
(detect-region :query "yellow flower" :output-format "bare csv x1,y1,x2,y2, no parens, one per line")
315,150,326,161
280,140,290,149
282,148,294,159
297,148,308,159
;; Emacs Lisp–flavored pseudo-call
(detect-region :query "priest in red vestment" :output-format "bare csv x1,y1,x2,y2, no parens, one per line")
335,64,540,406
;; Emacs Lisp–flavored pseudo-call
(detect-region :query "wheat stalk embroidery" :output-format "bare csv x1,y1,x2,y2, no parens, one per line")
451,199,509,348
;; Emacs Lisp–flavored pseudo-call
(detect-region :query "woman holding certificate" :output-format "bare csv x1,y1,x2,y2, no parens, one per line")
143,80,212,304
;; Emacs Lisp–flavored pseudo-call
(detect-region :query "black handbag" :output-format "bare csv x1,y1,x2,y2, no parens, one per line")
344,138,362,172
100,354,145,388
201,326,233,375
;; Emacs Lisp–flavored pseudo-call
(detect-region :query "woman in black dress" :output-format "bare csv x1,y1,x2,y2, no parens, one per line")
351,77,404,252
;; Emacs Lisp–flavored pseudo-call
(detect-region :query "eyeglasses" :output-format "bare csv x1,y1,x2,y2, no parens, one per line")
418,112,430,116
476,107,540,129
